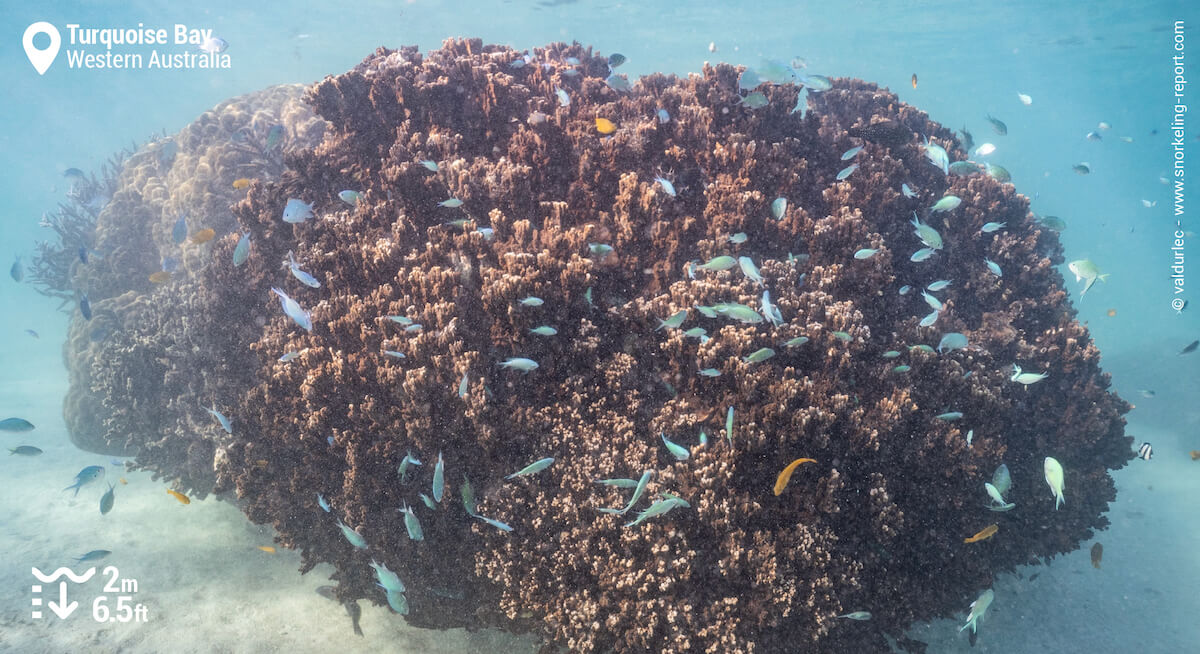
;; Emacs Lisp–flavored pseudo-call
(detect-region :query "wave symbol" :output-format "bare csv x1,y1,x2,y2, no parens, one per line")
31,567,96,583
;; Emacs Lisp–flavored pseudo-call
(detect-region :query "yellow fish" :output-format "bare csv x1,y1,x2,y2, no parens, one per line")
148,271,171,284
189,228,216,244
595,117,616,134
773,457,817,496
258,546,276,554
232,178,252,189
964,524,998,543
166,489,191,505
119,477,128,485
911,73,918,89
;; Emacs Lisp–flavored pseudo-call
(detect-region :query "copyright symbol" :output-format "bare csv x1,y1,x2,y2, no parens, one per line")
1171,298,1185,311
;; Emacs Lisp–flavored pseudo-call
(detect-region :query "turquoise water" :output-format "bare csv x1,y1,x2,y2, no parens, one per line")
0,1,1196,652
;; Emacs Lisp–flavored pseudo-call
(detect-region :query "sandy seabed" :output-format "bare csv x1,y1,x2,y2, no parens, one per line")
2,355,1197,654
0,363,538,654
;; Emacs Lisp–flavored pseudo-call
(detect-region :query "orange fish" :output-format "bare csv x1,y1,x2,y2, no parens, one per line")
232,178,252,189
964,524,998,543
189,228,216,244
773,457,817,496
1191,450,1200,460
911,73,918,89
1090,542,1103,569
258,546,276,554
595,117,616,134
148,271,171,283
166,489,191,504
119,477,128,485
1106,308,1117,317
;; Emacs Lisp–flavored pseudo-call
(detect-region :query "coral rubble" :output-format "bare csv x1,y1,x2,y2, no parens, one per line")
67,40,1131,652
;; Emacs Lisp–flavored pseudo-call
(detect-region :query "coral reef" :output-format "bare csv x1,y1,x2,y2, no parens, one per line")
60,84,325,473
66,40,1131,652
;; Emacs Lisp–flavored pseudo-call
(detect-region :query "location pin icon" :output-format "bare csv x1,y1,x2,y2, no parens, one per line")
23,22,61,75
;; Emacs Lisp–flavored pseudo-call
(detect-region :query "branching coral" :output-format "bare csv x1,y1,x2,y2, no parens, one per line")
66,40,1130,653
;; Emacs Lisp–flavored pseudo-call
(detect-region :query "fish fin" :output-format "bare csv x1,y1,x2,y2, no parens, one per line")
1098,273,1110,283
969,628,978,647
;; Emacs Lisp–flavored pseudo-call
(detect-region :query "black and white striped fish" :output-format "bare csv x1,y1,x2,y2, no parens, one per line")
1137,442,1152,461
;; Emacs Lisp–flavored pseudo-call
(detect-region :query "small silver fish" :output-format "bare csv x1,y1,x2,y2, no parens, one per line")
661,434,690,461
233,233,251,267
432,452,445,502
698,256,738,272
401,504,423,541
206,404,233,434
854,248,878,260
836,163,859,181
271,287,312,331
338,190,361,205
282,198,313,224
937,333,967,353
519,296,544,307
529,326,558,336
740,91,768,109
336,519,368,549
397,451,421,480
771,197,787,219
922,291,943,312
474,513,513,532
288,251,321,288
606,73,632,92
981,222,1005,233
419,160,439,171
506,457,555,479
930,195,961,212
438,198,463,208
657,309,688,331
738,256,763,284
100,483,115,515
588,243,614,258
654,176,676,197
841,145,863,160
743,347,775,364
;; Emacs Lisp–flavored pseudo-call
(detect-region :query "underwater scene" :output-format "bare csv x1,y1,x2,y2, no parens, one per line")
0,1,1196,652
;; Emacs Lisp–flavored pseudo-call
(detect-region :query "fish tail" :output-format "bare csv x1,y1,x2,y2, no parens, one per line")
1098,274,1110,283
64,482,81,496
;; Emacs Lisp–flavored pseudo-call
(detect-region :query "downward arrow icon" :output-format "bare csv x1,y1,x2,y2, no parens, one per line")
48,582,77,619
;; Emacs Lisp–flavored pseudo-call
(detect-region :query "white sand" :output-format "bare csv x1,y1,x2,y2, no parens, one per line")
4,347,1197,653
0,359,538,654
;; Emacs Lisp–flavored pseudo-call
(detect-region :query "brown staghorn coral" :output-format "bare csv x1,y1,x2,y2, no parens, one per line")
61,84,325,480
70,40,1130,652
